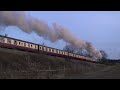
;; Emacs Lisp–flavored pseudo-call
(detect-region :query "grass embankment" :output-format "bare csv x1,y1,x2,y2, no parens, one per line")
0,47,106,79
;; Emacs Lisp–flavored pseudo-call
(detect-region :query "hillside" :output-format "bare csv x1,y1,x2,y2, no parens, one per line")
66,63,120,79
0,47,107,79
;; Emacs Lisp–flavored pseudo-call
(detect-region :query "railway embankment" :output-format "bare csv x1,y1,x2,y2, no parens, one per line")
0,47,106,79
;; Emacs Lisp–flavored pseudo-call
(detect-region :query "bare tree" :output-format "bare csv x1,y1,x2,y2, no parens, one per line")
63,44,76,53
76,48,83,55
100,50,108,59
63,44,92,57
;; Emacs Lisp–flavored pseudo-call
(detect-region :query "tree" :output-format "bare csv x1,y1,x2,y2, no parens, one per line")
100,50,108,60
63,44,76,53
63,44,92,57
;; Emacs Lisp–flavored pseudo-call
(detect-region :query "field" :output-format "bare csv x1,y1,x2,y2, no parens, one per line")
0,47,119,79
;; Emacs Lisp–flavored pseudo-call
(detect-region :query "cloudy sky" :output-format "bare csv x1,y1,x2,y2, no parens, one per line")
1,11,120,59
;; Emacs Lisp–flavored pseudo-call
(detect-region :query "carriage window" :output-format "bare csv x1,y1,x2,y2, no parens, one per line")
47,48,49,52
54,50,55,53
24,42,26,46
65,52,66,55
28,43,30,47
31,45,32,47
39,46,42,50
52,49,54,52
65,52,67,55
44,47,46,51
19,42,20,45
74,54,75,57
57,50,60,54
50,49,52,52
14,41,17,45
54,49,56,53
7,39,11,44
60,51,62,54
35,45,38,49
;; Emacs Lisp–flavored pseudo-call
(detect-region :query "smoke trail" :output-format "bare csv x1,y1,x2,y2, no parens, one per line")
0,11,102,58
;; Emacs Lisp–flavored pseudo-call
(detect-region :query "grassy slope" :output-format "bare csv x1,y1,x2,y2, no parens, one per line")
0,47,106,79
66,63,120,79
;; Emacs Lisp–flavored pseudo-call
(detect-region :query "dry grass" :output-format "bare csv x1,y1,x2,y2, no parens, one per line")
0,47,106,79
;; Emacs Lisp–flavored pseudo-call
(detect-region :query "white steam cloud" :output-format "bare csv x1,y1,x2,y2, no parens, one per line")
0,11,102,58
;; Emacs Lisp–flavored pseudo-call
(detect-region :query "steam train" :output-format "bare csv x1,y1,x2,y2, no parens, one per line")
0,34,97,63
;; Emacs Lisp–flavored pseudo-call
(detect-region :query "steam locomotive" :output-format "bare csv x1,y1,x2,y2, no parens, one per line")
0,34,97,63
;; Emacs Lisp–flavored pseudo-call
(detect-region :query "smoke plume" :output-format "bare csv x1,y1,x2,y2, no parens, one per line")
0,11,102,58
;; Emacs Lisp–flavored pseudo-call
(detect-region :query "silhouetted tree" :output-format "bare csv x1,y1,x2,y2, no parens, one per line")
63,44,92,57
100,50,108,60
63,44,76,53
76,48,83,55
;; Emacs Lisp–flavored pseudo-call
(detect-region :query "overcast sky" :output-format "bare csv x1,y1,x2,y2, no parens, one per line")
1,11,120,59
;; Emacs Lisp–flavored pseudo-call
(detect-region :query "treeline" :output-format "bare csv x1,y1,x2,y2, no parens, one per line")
63,44,120,65
98,59,120,65
63,44,108,59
